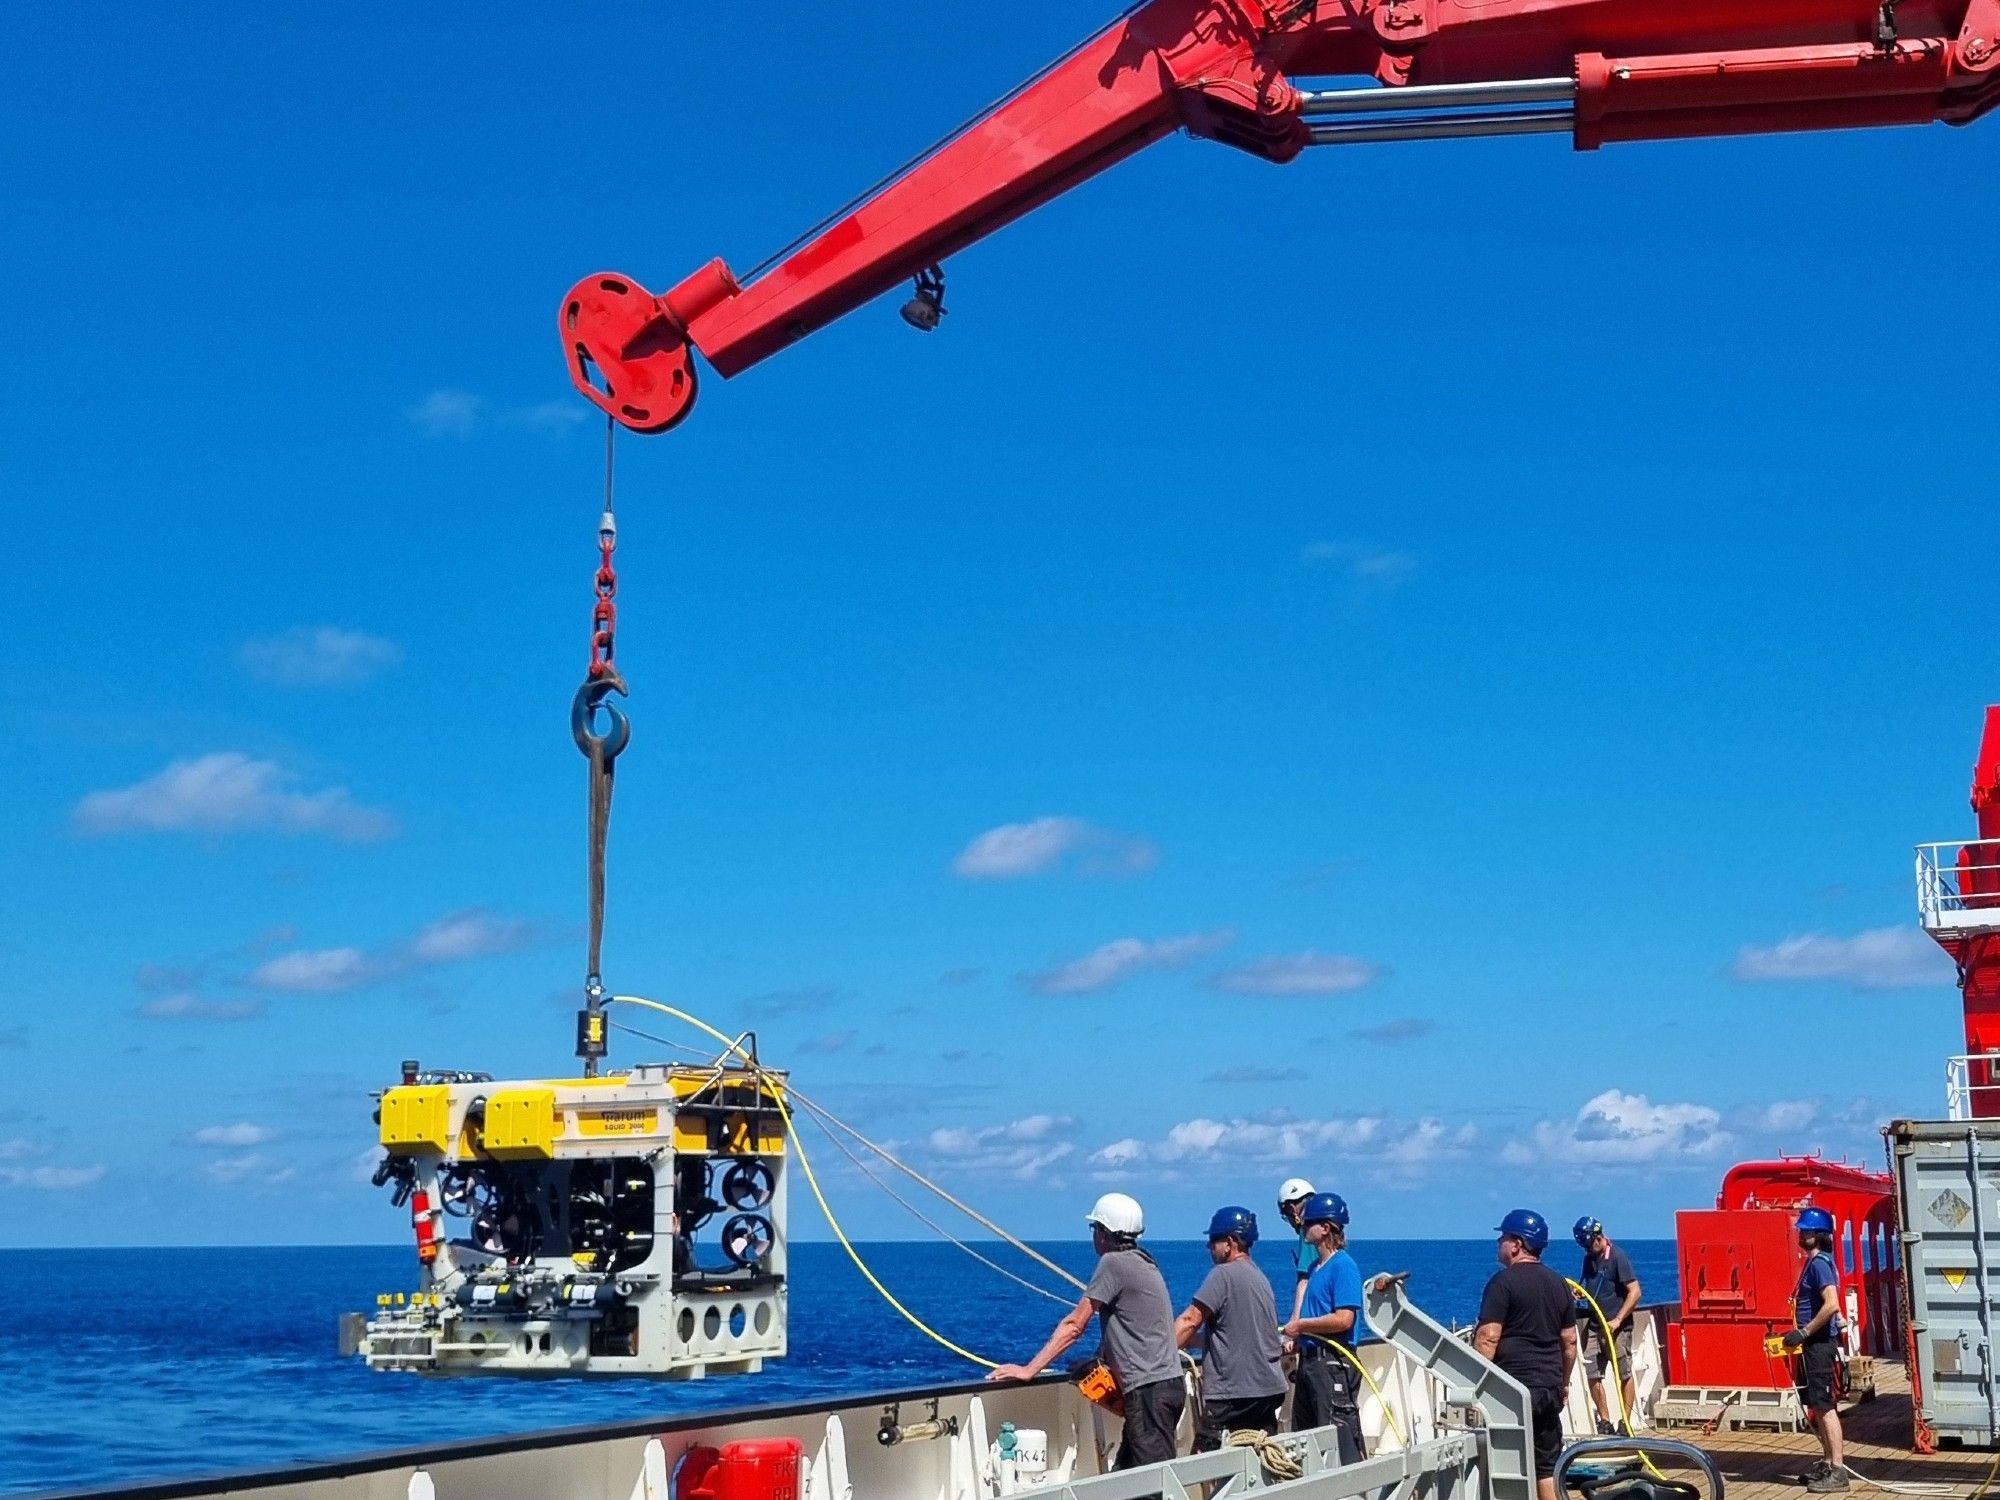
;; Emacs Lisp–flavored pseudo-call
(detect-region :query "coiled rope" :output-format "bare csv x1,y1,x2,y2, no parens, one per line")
1228,1429,1305,1480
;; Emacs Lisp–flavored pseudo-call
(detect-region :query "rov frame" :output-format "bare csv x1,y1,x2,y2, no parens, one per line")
345,1058,788,1379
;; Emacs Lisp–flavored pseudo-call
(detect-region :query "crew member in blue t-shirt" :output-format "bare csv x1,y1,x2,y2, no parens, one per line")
1784,1206,1848,1493
1276,1177,1319,1323
1282,1190,1365,1462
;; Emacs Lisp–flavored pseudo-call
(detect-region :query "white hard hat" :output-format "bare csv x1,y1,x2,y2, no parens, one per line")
1085,1192,1145,1237
1278,1177,1316,1205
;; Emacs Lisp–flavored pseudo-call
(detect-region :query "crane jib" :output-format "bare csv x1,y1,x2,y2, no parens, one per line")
560,0,2000,433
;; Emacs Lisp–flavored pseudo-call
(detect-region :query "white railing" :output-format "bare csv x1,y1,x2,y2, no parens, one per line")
1945,1054,2000,1120
1916,839,2000,936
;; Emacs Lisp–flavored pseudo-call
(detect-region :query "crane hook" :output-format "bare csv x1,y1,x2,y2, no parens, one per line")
572,672,631,761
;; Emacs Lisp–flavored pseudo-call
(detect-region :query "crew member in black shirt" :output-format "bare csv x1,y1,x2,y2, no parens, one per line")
1474,1209,1579,1500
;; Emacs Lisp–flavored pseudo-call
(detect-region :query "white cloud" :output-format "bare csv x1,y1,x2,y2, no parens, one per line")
1109,1114,1388,1166
1505,1089,1729,1167
190,1123,278,1148
204,1153,295,1185
250,947,371,994
1302,541,1417,587
1383,1117,1479,1167
409,389,482,438
0,1139,34,1161
410,389,588,439
926,1115,1076,1179
237,627,400,687
1753,1099,1820,1133
75,753,396,842
1091,1112,1473,1181
952,817,1158,880
408,909,534,964
137,992,265,1021
247,908,545,997
504,401,589,435
0,1164,106,1191
1730,927,1951,990
1028,930,1233,996
1212,951,1382,997
1093,1138,1144,1168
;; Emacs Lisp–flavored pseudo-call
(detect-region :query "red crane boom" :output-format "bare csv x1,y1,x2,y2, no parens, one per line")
560,0,2000,433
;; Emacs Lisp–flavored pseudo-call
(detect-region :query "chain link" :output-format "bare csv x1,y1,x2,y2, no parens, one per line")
589,417,618,677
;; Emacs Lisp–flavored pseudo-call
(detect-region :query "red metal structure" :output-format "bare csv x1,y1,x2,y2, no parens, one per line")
1671,1157,1898,1387
1935,708,2000,1111
560,0,2000,433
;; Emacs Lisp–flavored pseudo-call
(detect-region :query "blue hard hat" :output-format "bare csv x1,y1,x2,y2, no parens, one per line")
1207,1206,1259,1248
1496,1209,1550,1254
1301,1191,1349,1228
1797,1206,1835,1234
1573,1215,1604,1248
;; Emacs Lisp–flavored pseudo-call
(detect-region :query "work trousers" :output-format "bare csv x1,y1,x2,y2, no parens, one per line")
1292,1345,1363,1464
1116,1377,1187,1471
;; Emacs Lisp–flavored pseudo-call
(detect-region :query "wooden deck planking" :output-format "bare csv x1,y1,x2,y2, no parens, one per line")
1640,1364,2000,1500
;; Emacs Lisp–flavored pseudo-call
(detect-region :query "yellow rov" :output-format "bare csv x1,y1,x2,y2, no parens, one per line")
345,1055,789,1379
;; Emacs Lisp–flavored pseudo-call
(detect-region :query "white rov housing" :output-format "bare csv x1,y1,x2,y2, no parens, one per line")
343,1059,788,1379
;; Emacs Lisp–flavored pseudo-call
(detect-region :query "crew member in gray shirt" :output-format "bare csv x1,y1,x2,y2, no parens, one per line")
1175,1206,1288,1449
988,1192,1185,1469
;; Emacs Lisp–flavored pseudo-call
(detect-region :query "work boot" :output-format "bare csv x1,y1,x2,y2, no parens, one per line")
1805,1468,1849,1493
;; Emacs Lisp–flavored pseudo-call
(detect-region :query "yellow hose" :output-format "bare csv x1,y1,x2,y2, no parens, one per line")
1566,1278,1670,1483
1306,1333,1409,1449
611,995,1004,1368
610,991,1417,1441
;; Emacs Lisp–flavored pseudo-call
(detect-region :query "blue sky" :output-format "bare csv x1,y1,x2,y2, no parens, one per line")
2,5,1995,1249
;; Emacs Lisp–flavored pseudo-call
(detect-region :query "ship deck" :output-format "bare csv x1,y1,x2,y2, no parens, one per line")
1665,1364,1997,1500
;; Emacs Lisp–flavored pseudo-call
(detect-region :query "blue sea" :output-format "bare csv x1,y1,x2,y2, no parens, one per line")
0,1240,1677,1496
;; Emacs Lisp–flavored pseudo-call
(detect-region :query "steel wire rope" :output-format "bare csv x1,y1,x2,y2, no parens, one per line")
790,1096,1076,1306
610,1009,1086,1293
609,994,1004,1368
607,1018,727,1062
785,1091,1087,1292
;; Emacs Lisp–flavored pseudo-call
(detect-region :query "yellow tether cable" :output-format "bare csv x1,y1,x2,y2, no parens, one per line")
1567,1279,1671,1484
1304,1333,1408,1449
789,1091,1088,1293
611,995,1006,1368
793,1096,1076,1306
613,1008,1085,1293
608,1013,1078,1305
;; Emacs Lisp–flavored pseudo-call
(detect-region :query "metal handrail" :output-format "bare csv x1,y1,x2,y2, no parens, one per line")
1945,1055,2000,1121
1915,840,2000,932
1554,1437,1725,1500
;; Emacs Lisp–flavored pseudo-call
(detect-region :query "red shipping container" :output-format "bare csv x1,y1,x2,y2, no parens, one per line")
1671,1208,1809,1386
1670,1156,1899,1388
